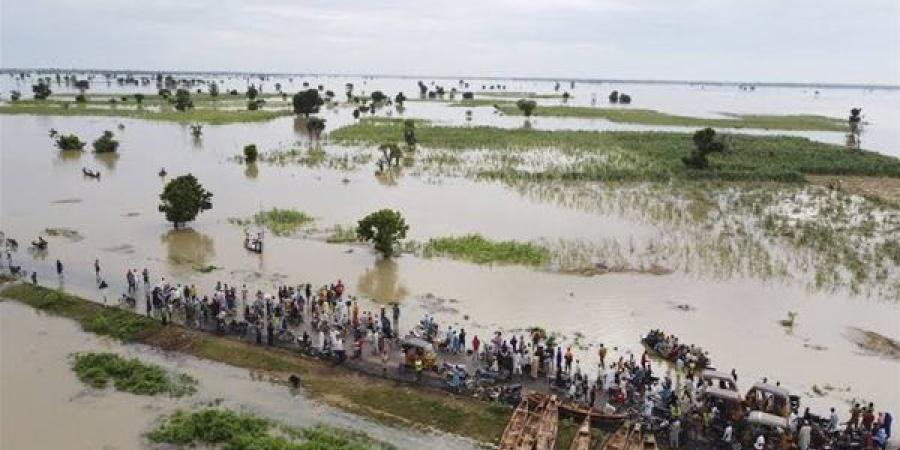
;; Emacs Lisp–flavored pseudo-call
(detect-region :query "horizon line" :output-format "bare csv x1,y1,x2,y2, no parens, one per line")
2,67,898,90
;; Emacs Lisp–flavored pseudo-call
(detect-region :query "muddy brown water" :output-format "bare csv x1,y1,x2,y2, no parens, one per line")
0,300,482,450
1,103,898,436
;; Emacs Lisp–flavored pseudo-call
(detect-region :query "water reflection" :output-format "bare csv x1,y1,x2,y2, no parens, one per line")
57,150,84,163
522,119,533,130
374,166,403,186
93,151,120,170
244,162,259,179
160,228,215,271
356,257,409,303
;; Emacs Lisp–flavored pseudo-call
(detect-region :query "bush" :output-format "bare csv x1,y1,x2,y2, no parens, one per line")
56,134,86,151
32,81,52,100
246,85,258,100
462,92,474,100
134,93,145,105
243,144,258,163
208,83,219,97
158,88,171,99
682,128,725,169
75,94,87,103
173,89,193,111
92,130,119,153
10,90,21,101
292,89,324,116
516,99,537,117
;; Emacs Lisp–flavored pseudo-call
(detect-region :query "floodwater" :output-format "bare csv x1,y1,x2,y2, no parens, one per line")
1,75,899,439
0,300,481,450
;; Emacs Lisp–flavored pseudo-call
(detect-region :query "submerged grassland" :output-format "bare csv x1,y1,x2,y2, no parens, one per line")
72,352,197,397
450,100,846,131
422,234,551,266
0,100,291,124
331,118,900,182
0,283,512,443
229,208,316,236
149,408,395,450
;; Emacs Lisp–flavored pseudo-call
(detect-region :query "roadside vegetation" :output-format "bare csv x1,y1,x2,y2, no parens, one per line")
149,408,395,450
72,352,196,396
331,118,900,182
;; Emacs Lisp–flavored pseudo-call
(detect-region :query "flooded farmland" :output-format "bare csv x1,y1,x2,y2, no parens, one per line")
2,74,899,447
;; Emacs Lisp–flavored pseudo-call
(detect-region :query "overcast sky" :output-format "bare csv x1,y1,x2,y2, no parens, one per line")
1,0,898,84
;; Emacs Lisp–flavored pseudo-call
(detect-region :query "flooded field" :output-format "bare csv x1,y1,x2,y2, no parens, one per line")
0,299,480,450
2,75,899,439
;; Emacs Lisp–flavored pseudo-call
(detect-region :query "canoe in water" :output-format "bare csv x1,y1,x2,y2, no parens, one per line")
568,417,592,450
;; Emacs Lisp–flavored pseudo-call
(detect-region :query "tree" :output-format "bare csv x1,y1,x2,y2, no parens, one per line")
292,89,324,116
371,91,387,104
134,93,144,105
306,116,326,140
394,92,406,106
173,89,193,111
682,128,726,169
246,85,259,100
417,81,428,97
356,209,409,257
462,92,474,100
352,109,361,119
158,174,213,228
379,143,403,166
619,93,632,104
56,134,86,151
92,130,119,153
10,90,21,101
32,81,52,100
562,92,570,102
243,144,258,163
345,83,354,102
608,90,619,103
403,119,416,147
159,88,172,99
247,99,264,110
516,99,537,117
274,82,282,93
208,82,219,97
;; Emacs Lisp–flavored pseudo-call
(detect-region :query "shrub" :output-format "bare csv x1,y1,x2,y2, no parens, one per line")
243,144,258,163
56,134,86,151
92,130,119,153
173,89,193,111
682,128,726,169
32,81,52,100
10,90,21,101
516,99,537,117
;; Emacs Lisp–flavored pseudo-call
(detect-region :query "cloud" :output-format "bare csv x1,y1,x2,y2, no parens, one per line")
1,0,897,84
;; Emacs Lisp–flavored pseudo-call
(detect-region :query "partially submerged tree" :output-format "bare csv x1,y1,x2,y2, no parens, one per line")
243,144,258,163
682,128,726,169
32,81,52,100
56,134,86,151
608,90,619,103
403,119,416,147
357,209,409,257
516,99,537,117
208,82,219,97
417,81,428,97
92,130,119,153
10,90,21,102
173,89,193,111
158,174,213,228
246,85,259,100
371,91,388,104
345,83,354,102
394,92,406,106
306,116,326,140
379,143,403,166
292,89,324,116
159,88,172,99
134,93,145,105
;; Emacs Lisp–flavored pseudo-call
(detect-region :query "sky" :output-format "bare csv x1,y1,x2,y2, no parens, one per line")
1,0,898,85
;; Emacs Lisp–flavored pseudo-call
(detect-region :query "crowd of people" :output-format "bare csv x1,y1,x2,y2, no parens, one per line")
1,250,894,450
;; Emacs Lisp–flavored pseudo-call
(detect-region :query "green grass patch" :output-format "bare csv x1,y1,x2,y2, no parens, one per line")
0,102,291,124
332,119,900,182
450,100,847,131
229,208,315,236
423,234,550,266
148,408,394,450
1,283,160,341
72,352,196,396
326,224,360,243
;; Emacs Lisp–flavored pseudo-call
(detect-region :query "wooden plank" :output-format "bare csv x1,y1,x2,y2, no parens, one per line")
569,417,593,450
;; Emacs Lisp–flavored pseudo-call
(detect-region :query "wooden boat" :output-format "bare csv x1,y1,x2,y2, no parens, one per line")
558,398,627,426
500,393,559,450
599,421,631,450
568,417,592,450
642,432,658,450
624,423,642,450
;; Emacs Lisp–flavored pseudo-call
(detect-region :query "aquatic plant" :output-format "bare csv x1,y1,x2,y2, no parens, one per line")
92,130,119,153
357,209,409,257
247,208,315,236
326,224,359,243
422,234,550,266
158,174,213,228
71,352,196,397
148,408,394,450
